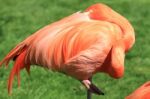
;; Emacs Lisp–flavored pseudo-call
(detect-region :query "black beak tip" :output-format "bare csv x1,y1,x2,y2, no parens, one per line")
99,92,104,95
89,83,104,95
95,90,104,95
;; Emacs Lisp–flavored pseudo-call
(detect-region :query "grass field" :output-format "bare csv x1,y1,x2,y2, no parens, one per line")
0,0,150,99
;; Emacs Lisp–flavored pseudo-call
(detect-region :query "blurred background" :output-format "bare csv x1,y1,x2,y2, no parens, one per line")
0,0,150,99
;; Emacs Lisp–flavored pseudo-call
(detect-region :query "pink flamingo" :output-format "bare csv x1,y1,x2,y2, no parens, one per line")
126,81,150,99
0,3,135,99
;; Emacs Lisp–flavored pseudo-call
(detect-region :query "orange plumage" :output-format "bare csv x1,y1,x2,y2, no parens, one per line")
126,81,150,99
0,3,135,95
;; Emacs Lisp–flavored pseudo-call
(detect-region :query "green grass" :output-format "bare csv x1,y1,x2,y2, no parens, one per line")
0,0,150,99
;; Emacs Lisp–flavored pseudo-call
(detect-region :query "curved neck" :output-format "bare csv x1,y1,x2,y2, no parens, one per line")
86,4,135,51
109,14,135,51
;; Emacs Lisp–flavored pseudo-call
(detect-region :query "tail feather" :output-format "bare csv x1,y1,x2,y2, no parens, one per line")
0,43,30,94
8,50,27,94
0,43,27,68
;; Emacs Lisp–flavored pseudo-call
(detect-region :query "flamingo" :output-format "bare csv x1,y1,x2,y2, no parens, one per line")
0,3,135,99
126,81,150,99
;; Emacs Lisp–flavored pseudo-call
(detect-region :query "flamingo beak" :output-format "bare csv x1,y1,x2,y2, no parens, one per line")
82,80,104,95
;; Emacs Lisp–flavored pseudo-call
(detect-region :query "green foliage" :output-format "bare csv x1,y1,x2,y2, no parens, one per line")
0,0,150,99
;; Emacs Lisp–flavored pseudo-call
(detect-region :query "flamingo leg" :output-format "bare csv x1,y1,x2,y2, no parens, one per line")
87,77,92,99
